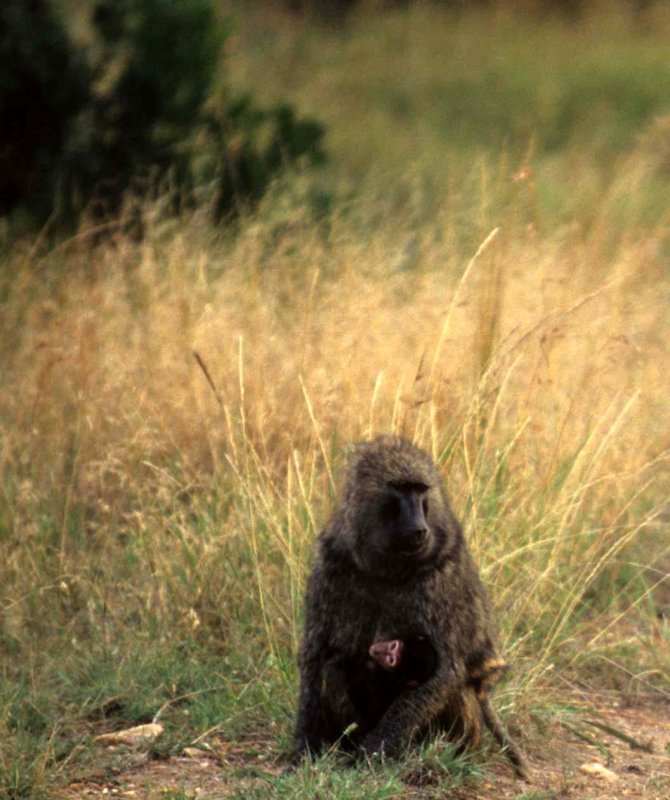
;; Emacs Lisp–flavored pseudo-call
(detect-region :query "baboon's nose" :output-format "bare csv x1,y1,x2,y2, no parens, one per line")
404,527,428,549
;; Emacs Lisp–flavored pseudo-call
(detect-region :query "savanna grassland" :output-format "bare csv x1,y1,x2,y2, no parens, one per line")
2,3,670,798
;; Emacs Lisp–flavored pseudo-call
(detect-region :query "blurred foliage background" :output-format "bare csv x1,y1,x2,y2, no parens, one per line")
4,0,670,234
0,0,326,226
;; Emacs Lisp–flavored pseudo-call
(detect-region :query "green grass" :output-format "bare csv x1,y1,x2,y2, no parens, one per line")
230,2,670,232
225,737,481,800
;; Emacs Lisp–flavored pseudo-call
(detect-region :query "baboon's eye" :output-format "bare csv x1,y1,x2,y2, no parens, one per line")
389,481,429,493
422,497,429,516
381,496,401,520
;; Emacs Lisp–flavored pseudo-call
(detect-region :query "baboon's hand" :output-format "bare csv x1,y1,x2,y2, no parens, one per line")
361,736,383,760
281,760,298,776
284,738,316,774
288,734,314,764
361,731,398,760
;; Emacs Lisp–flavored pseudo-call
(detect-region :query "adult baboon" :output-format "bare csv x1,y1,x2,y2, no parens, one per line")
290,435,527,777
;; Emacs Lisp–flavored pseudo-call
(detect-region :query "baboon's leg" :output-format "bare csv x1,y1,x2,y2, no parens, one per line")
434,688,482,751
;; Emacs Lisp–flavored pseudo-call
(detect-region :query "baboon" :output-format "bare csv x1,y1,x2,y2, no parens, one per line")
290,435,528,777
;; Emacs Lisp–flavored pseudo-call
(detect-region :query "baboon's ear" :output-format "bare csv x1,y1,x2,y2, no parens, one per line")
347,440,366,457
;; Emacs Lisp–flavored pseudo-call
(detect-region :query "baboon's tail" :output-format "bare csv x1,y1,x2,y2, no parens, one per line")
480,697,529,780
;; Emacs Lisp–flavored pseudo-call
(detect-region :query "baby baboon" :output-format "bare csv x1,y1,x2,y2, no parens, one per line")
291,435,527,777
369,638,403,672
344,634,438,736
368,635,436,687
368,636,437,687
369,637,527,776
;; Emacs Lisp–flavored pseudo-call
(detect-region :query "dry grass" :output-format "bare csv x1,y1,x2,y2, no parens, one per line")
2,181,668,683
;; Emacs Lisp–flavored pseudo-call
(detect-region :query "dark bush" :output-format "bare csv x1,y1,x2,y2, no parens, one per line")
61,0,225,220
0,0,89,218
0,0,327,227
201,96,327,218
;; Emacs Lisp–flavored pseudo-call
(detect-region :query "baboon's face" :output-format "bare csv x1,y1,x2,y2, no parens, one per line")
341,437,451,576
358,481,447,571
368,638,404,672
378,482,431,555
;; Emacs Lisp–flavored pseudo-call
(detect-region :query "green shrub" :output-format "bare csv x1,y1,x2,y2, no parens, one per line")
0,0,327,227
200,95,327,219
0,0,89,218
61,0,226,219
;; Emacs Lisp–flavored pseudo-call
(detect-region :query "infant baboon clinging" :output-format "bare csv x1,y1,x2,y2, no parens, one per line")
368,636,434,685
290,435,527,777
368,636,527,776
344,634,439,736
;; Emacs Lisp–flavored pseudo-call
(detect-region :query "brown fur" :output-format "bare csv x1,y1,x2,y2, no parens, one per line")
290,436,527,777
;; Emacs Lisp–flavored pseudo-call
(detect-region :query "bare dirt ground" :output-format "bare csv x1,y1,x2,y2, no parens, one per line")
59,693,670,800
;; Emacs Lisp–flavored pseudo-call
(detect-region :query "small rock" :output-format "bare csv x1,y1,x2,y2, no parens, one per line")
579,761,618,781
94,723,164,748
182,747,206,758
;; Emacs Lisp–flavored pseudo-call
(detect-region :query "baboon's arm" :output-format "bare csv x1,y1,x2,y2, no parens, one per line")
290,656,324,762
290,579,329,763
360,665,458,757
